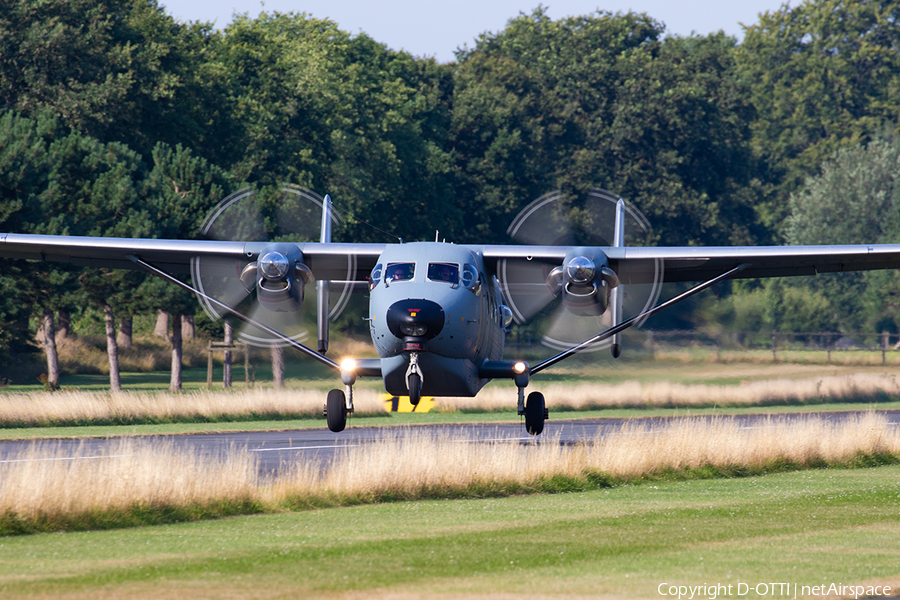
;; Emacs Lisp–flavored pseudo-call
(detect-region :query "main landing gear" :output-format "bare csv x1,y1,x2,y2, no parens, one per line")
517,387,548,436
325,389,349,432
325,361,358,432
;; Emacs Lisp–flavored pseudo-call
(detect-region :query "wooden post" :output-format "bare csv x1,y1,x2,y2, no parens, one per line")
223,318,233,388
244,345,250,386
207,341,250,389
882,330,889,365
771,332,777,363
207,344,214,389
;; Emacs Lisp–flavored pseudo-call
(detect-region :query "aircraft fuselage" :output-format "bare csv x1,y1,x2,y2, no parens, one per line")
368,242,507,397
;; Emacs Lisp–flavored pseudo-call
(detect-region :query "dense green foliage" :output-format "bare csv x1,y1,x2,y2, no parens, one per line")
0,0,899,376
737,0,900,229
452,10,762,246
711,135,900,334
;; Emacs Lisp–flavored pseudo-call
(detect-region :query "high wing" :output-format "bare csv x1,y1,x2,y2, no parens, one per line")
0,233,385,281
5,232,900,284
481,243,900,284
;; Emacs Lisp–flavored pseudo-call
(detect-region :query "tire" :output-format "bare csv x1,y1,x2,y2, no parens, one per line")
524,391,545,436
326,389,347,432
408,373,421,406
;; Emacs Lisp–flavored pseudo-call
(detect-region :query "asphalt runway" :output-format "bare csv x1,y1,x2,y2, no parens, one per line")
2,409,898,477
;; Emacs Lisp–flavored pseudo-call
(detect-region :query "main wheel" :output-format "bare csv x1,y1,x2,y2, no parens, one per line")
326,389,347,432
408,373,421,407
524,391,545,436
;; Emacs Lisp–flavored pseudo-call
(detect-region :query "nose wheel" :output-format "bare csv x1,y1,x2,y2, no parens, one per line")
408,372,422,406
406,351,424,406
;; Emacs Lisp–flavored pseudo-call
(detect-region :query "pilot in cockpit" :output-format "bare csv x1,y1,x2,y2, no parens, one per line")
386,263,414,282
428,262,459,284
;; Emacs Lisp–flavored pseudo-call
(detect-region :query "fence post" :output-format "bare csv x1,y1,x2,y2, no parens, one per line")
883,330,889,365
207,345,213,389
771,332,777,363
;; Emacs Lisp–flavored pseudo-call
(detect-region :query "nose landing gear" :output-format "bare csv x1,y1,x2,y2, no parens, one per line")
406,352,424,406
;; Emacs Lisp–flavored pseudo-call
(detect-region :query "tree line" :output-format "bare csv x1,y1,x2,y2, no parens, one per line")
0,0,898,384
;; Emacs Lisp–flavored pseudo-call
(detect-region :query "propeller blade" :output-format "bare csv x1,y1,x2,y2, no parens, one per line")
541,307,607,351
236,300,313,347
501,188,664,351
497,257,559,324
190,255,253,322
193,186,359,345
272,186,356,322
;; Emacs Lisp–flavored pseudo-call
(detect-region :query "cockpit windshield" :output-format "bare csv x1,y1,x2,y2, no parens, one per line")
427,262,459,285
385,262,415,282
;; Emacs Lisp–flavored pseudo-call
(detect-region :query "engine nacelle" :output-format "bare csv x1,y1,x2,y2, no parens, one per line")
240,243,313,312
546,248,619,317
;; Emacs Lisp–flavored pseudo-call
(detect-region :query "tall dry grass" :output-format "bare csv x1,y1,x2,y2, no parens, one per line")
1,440,259,518
0,388,385,426
2,413,898,534
4,372,898,427
298,412,900,497
52,336,211,374
437,373,900,412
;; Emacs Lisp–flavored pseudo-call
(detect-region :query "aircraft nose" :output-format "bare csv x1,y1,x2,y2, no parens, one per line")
386,299,445,351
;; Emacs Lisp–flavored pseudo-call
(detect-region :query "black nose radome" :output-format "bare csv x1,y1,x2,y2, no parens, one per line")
386,299,445,342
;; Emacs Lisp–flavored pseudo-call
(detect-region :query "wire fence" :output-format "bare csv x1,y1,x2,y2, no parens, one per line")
506,328,900,364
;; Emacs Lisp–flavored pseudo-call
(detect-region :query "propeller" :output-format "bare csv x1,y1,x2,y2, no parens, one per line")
190,185,354,348
499,188,664,353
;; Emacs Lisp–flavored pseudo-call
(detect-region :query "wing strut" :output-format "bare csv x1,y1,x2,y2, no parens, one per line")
317,194,333,353
530,264,747,375
127,254,342,372
609,198,625,358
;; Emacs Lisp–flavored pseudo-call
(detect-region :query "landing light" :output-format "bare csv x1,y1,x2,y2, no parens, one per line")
513,362,527,374
400,323,428,337
340,358,357,372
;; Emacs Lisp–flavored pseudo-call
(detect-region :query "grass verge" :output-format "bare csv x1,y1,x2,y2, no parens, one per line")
0,466,898,598
3,370,900,433
2,413,898,537
2,400,899,441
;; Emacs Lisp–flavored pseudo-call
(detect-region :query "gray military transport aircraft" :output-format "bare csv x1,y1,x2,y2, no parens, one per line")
3,186,900,436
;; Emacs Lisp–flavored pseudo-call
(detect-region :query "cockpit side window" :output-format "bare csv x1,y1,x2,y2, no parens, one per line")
369,263,383,291
461,264,480,294
427,262,459,285
385,262,415,282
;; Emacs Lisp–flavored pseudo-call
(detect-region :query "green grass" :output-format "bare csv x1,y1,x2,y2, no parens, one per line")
7,351,900,393
2,401,899,441
1,466,898,598
2,356,900,439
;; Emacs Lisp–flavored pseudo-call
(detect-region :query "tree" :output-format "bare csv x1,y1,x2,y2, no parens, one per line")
38,133,151,390
451,9,763,247
737,0,900,232
218,12,458,243
142,142,231,390
0,111,55,377
784,135,900,332
0,0,229,161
